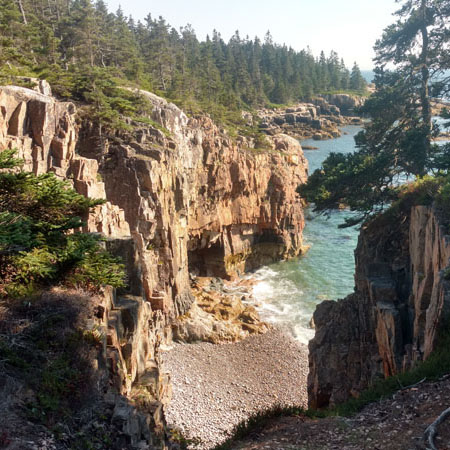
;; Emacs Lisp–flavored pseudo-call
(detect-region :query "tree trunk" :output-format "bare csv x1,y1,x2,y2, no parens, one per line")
16,0,28,25
419,0,432,175
158,58,166,91
54,0,61,21
420,0,432,129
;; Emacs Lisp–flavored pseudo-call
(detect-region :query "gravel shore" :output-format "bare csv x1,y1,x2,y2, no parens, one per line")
162,328,308,449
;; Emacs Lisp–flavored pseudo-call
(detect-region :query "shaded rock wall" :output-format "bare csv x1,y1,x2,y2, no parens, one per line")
308,206,450,408
322,93,365,116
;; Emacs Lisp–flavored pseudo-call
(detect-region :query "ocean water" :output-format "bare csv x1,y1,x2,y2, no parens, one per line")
249,126,362,344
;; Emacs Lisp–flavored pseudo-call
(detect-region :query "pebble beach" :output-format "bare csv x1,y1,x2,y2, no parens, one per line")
162,328,309,449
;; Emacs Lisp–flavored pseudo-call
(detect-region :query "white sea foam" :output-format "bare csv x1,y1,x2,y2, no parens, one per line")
293,324,315,345
247,266,315,344
252,281,274,297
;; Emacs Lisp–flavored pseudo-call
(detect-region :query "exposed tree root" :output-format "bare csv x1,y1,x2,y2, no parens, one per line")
396,377,427,391
424,406,450,450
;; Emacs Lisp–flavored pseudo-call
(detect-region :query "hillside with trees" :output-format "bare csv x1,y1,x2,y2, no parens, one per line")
0,149,125,298
0,0,366,127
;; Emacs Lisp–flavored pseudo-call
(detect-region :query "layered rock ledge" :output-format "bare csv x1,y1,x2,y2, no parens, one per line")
257,94,364,141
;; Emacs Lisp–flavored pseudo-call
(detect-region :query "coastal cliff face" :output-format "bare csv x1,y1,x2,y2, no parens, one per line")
308,206,450,408
323,93,365,116
0,81,308,446
0,82,307,311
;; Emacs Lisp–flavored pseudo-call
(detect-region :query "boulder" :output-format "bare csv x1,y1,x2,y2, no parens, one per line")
273,115,285,125
324,94,365,116
285,113,296,124
311,119,322,130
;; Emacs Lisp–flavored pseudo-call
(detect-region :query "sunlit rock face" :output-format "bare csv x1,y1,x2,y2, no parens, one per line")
256,96,364,141
0,82,307,312
0,82,309,445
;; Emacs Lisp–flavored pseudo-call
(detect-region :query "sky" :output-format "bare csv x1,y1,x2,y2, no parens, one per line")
104,0,399,70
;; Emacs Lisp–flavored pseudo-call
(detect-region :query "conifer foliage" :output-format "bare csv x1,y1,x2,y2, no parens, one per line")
0,150,125,297
300,0,450,227
0,0,366,126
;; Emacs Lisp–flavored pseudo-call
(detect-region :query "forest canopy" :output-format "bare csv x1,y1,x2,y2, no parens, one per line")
0,0,366,125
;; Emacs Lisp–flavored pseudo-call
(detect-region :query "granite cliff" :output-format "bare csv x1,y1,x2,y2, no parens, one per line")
309,205,450,408
0,81,308,447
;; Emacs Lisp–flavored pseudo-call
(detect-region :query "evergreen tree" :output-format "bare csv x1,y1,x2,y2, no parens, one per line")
0,0,364,128
340,58,350,90
69,0,98,66
0,150,125,297
328,51,342,90
349,62,366,91
299,0,450,226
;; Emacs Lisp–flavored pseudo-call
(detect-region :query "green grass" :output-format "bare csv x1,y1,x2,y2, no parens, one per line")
331,322,450,416
213,406,306,450
377,175,450,229
131,115,172,138
264,101,293,109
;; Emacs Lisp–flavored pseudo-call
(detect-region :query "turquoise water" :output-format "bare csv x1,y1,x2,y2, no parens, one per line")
249,126,362,344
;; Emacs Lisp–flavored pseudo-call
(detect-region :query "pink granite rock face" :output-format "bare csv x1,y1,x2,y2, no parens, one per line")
0,85,307,315
0,83,308,445
73,89,308,317
0,85,130,237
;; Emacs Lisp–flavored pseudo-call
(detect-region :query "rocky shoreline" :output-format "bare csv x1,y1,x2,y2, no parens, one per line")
162,95,368,449
0,81,309,448
257,94,364,141
162,328,308,449
173,277,269,344
309,205,450,408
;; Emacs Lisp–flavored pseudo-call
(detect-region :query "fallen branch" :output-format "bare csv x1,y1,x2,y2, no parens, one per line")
395,377,426,391
402,377,427,390
424,406,450,450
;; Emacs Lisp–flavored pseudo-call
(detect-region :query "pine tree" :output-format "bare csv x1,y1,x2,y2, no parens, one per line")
0,0,362,127
317,51,330,91
328,51,341,91
340,58,350,90
299,0,450,226
349,62,366,91
0,150,125,296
